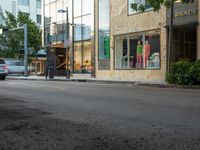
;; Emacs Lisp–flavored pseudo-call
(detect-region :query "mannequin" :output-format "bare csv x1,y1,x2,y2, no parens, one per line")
144,41,150,67
136,41,143,67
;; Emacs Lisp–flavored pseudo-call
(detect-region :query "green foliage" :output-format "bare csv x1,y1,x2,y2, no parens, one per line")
0,11,41,62
131,0,193,12
189,60,200,82
166,60,200,85
17,11,41,51
0,48,20,58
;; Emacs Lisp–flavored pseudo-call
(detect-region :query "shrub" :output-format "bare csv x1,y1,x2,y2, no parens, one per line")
166,60,193,85
189,60,200,82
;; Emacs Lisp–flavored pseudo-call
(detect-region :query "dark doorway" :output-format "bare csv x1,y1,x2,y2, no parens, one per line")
55,48,66,76
171,24,197,62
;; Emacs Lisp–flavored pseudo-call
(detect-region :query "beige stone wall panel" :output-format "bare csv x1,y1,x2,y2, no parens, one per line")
96,0,167,81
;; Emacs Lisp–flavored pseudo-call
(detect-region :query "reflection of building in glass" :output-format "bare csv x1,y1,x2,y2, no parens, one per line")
0,6,6,26
98,28,110,59
44,0,94,75
98,0,110,62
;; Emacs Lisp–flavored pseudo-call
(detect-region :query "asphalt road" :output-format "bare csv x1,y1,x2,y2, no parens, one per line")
0,80,200,150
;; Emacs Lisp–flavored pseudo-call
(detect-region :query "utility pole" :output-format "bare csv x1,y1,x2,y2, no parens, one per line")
168,0,174,73
66,6,70,79
58,7,70,79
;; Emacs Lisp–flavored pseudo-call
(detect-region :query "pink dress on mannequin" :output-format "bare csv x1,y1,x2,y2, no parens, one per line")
144,43,150,67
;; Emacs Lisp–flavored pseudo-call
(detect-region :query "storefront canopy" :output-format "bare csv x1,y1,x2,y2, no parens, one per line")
37,49,46,58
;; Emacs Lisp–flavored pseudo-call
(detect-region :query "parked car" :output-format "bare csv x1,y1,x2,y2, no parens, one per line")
4,59,25,74
0,58,8,80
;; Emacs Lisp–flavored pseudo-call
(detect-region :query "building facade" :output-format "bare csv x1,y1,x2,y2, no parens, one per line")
44,0,95,76
44,0,200,81
95,0,167,81
0,0,42,25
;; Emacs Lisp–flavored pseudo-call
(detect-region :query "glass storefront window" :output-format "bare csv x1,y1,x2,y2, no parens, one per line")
50,3,56,25
74,42,82,72
18,0,29,6
129,34,143,68
74,17,82,41
74,0,81,17
57,1,64,23
36,0,41,8
83,41,92,72
45,0,93,74
82,15,92,41
73,0,93,73
115,30,161,69
82,0,93,15
115,36,128,69
98,0,110,59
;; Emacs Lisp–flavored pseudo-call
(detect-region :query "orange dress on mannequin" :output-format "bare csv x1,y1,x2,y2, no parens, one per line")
144,44,150,67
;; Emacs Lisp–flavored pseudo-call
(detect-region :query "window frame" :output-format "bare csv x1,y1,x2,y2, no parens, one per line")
36,0,42,9
98,0,111,60
37,14,42,24
18,0,29,6
127,0,153,16
114,29,162,70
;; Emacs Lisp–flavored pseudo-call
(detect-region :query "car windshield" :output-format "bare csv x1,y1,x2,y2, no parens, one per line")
0,59,5,64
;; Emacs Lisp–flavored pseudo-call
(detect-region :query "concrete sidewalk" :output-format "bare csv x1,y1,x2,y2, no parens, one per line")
6,75,200,89
7,75,166,84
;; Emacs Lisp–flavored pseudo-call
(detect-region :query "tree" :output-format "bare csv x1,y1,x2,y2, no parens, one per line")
0,11,41,60
131,0,193,12
17,11,41,52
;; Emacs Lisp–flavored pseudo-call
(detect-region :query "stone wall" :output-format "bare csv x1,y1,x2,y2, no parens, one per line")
95,0,167,81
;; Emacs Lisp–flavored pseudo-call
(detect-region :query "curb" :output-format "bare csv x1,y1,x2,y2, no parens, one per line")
6,77,200,90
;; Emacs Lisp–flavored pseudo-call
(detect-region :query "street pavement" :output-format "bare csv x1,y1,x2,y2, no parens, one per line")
0,80,200,150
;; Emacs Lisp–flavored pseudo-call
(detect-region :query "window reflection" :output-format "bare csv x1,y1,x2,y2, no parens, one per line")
82,15,92,40
73,0,93,73
74,42,82,72
82,0,93,15
98,0,110,59
44,0,94,73
74,18,82,41
83,41,92,72
74,0,81,17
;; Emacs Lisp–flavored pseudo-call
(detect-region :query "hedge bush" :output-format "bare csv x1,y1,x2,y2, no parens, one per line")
189,60,200,82
166,60,200,85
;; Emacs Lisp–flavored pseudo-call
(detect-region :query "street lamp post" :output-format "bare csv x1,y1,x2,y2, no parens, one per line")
168,0,174,73
58,7,70,79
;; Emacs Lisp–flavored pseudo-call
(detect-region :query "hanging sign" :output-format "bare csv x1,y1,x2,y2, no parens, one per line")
175,10,196,18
